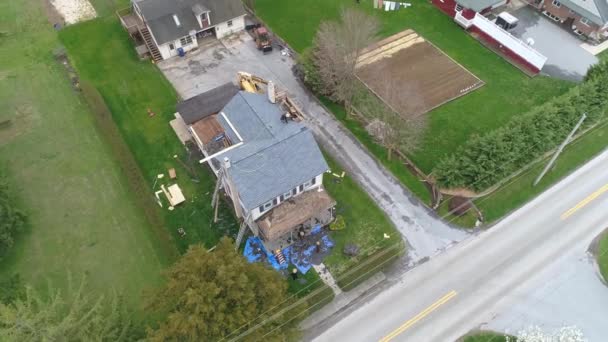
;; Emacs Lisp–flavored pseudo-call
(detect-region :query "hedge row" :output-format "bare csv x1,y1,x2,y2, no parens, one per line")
434,64,608,191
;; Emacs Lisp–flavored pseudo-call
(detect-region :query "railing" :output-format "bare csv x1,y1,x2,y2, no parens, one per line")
472,13,547,69
454,11,473,28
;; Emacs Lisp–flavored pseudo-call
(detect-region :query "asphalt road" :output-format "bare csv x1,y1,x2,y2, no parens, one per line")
314,149,608,341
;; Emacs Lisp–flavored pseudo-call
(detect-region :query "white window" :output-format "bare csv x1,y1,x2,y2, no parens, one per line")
201,12,207,21
283,190,292,200
581,17,590,26
552,0,561,7
180,35,193,46
227,20,233,27
455,4,463,11
259,200,273,213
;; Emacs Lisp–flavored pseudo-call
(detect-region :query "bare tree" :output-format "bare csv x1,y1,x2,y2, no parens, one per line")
359,83,426,160
312,8,380,111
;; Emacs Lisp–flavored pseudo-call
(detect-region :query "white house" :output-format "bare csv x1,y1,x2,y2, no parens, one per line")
120,0,246,61
176,84,336,250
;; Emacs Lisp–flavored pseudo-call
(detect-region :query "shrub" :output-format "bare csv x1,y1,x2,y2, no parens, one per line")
330,215,346,231
0,171,26,259
434,71,608,191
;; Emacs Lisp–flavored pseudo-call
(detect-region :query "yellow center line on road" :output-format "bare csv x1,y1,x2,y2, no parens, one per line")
561,183,608,220
379,290,458,342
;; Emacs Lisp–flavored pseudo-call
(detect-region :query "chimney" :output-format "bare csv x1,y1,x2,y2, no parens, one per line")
223,157,231,169
268,81,276,104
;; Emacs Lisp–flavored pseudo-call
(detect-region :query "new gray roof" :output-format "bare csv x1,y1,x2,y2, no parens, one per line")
215,92,329,211
135,0,246,45
456,0,503,12
560,0,608,25
177,82,239,124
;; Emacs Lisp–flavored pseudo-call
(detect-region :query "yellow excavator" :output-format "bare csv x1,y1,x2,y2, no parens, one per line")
236,71,268,94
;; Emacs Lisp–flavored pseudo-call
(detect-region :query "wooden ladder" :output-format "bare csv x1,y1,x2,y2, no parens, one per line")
139,26,162,62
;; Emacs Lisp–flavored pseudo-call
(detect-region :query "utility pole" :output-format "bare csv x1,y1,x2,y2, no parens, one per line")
533,113,586,186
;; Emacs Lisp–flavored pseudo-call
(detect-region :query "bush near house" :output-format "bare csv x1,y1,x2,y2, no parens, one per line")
434,68,608,192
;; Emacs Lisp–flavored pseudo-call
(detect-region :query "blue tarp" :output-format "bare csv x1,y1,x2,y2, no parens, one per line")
243,225,334,274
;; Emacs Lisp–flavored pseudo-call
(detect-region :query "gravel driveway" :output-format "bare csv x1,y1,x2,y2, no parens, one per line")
158,32,468,263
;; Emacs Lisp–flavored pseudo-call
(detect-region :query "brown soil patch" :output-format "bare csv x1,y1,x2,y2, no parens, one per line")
356,31,483,119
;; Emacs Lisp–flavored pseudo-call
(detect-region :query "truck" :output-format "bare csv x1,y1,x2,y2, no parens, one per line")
253,26,273,54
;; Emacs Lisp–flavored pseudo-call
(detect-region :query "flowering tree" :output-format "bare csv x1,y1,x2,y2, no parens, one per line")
504,325,586,342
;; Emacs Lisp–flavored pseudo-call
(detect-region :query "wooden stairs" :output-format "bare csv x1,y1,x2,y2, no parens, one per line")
139,26,162,62
274,249,287,265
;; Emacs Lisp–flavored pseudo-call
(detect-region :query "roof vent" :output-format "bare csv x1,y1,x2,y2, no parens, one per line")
224,157,231,169
173,14,181,27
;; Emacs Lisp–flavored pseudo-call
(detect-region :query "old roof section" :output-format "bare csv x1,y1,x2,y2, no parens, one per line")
135,0,246,45
177,82,239,125
257,190,336,242
215,91,329,211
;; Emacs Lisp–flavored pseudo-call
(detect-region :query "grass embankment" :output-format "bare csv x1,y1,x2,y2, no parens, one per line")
477,121,608,223
596,230,608,282
0,0,168,310
322,153,404,289
460,331,513,342
255,0,572,173
59,17,238,252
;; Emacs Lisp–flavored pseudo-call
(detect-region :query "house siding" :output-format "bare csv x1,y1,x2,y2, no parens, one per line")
158,34,199,59
214,15,246,39
249,173,325,221
541,0,605,39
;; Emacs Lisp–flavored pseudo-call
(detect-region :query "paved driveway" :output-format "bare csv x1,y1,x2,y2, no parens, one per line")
158,32,468,263
509,7,598,81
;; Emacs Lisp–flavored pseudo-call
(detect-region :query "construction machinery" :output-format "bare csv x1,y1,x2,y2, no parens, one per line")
253,26,273,54
236,72,305,120
236,71,268,94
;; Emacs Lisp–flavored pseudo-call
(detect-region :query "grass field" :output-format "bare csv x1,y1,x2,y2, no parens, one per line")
255,0,573,173
0,0,170,310
59,17,239,252
322,153,403,278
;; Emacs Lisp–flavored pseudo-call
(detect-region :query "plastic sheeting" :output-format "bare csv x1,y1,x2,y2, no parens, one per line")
243,225,335,274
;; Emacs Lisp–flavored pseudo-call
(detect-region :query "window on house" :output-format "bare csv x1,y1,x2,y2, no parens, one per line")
283,191,292,200
311,177,316,185
169,43,174,50
227,20,233,27
299,184,304,192
292,188,297,196
201,12,207,21
180,35,193,46
581,17,590,26
259,200,273,213
455,4,463,12
552,0,561,7
273,198,278,206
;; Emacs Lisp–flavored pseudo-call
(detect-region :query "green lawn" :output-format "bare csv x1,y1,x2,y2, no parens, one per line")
59,17,239,252
255,0,572,173
0,0,170,311
322,153,404,280
476,120,608,224
598,231,608,282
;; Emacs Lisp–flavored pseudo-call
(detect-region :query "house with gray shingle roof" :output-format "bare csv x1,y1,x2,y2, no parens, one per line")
119,0,246,61
529,0,608,42
178,86,336,250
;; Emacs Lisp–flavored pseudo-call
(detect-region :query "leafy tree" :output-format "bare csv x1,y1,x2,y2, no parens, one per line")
0,171,26,259
146,237,298,341
0,276,135,341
